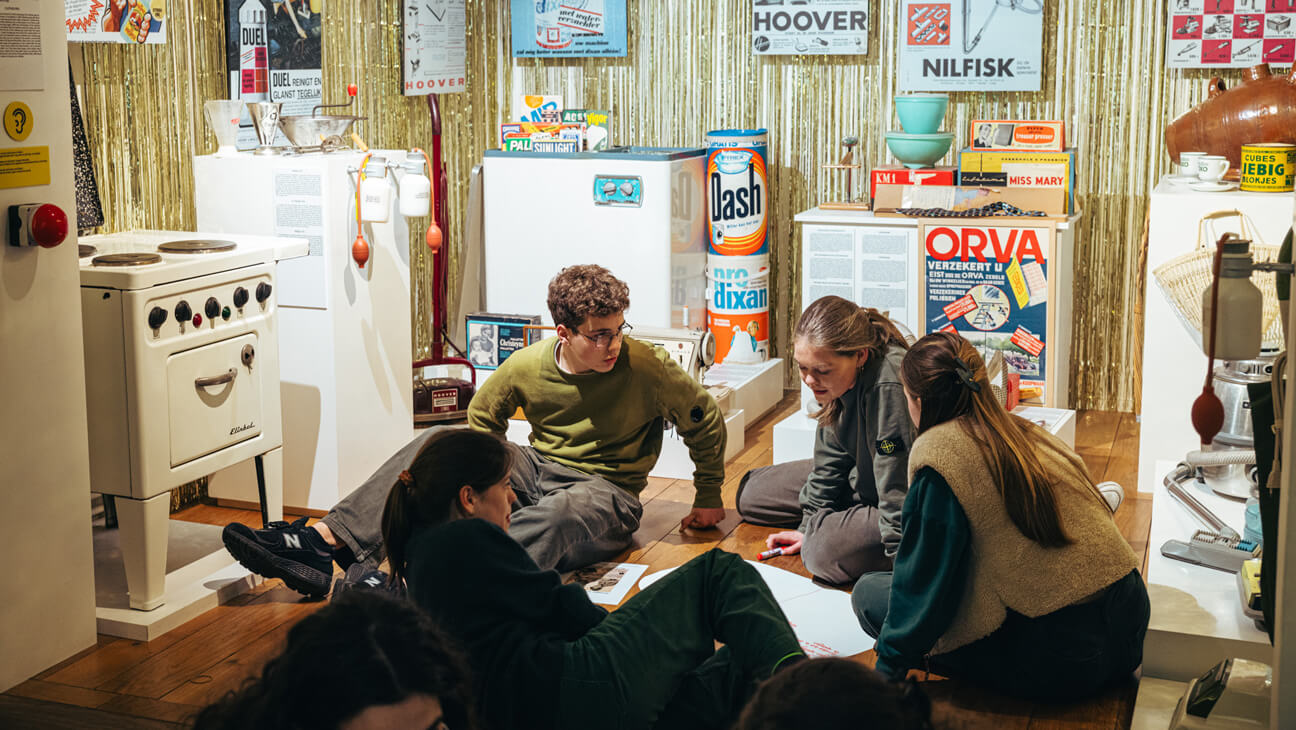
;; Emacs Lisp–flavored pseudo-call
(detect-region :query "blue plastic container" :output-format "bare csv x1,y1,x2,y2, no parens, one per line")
894,93,949,135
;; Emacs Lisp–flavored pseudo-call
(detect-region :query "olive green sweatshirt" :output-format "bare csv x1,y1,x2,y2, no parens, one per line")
468,336,727,508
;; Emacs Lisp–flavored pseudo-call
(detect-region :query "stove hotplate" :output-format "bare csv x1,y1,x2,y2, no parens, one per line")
92,253,163,267
157,239,238,254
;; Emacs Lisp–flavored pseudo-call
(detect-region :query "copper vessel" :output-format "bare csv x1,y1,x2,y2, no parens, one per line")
1166,64,1296,170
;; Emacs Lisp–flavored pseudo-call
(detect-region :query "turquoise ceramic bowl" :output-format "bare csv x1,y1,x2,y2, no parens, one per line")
894,93,949,134
885,131,954,169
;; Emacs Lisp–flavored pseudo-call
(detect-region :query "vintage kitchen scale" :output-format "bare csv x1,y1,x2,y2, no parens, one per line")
819,135,870,211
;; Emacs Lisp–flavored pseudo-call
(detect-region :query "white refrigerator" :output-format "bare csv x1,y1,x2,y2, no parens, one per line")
194,150,415,510
482,147,708,329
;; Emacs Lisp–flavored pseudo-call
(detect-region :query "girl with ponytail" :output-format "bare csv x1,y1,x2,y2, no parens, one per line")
381,429,805,730
854,331,1149,701
736,295,915,587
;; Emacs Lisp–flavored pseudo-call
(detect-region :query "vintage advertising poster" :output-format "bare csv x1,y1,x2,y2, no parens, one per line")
921,223,1054,399
510,0,627,58
66,0,168,44
1166,0,1295,68
403,0,466,95
224,0,323,149
897,0,1043,92
751,0,869,56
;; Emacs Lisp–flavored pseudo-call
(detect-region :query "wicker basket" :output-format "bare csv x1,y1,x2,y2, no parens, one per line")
1152,210,1283,351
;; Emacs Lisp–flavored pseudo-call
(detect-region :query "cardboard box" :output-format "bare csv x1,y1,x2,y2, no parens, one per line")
465,313,542,370
958,147,1076,214
869,166,956,203
969,120,1066,152
512,94,563,123
871,183,1068,217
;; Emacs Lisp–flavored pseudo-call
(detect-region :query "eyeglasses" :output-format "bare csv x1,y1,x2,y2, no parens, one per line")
573,322,632,348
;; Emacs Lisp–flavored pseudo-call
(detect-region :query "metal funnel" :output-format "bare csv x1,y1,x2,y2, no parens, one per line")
203,100,244,157
247,101,284,155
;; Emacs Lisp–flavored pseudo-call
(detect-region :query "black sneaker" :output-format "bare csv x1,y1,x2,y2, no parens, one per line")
331,564,407,601
222,516,334,597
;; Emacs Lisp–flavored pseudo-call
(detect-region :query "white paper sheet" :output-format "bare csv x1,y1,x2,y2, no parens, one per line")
0,0,42,91
565,561,649,606
639,560,875,657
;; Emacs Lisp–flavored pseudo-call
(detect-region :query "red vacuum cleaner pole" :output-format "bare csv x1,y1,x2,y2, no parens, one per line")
413,93,475,386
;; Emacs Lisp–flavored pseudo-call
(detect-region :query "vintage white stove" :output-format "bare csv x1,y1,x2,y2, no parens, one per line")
78,230,306,612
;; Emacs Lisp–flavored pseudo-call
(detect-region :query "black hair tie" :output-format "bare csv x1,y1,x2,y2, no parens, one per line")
953,358,982,393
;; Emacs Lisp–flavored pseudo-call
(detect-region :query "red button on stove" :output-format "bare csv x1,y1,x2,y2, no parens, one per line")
31,204,68,248
193,313,203,327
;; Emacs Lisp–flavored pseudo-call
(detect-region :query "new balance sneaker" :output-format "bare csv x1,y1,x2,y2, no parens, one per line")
330,563,407,602
222,516,334,597
1097,481,1125,513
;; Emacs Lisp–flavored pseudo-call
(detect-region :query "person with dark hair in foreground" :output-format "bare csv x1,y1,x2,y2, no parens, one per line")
222,264,728,597
191,591,476,730
734,658,932,730
381,428,805,730
853,331,1149,701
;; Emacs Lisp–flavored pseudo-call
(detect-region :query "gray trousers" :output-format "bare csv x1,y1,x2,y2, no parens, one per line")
735,459,890,585
321,425,643,572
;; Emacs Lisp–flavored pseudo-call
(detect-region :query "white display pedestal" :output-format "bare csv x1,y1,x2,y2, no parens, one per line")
793,208,1079,409
771,405,1077,464
1137,178,1295,493
1140,459,1271,683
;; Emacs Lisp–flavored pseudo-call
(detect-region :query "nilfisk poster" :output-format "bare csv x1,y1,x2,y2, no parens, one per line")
897,0,1043,92
751,0,869,56
920,223,1054,400
510,0,628,58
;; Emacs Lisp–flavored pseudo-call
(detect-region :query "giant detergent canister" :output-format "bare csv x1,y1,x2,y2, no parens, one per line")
707,253,770,364
1241,142,1296,192
707,129,769,257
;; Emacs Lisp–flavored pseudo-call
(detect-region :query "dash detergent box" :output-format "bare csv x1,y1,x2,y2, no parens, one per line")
465,313,542,371
869,166,956,204
958,148,1077,214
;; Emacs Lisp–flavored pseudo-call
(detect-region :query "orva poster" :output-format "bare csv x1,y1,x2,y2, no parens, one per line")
898,0,1043,92
921,223,1052,397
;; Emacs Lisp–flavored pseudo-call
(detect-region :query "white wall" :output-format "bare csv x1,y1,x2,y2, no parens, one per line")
0,3,97,691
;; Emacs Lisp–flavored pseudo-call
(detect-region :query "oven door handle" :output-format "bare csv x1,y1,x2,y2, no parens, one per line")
194,368,238,388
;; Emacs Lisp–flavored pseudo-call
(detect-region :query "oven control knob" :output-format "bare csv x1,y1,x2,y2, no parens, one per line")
174,300,192,322
233,286,249,308
256,282,272,303
147,306,167,329
205,297,220,319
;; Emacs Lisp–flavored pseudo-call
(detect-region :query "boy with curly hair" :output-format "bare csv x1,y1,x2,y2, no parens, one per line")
223,265,727,596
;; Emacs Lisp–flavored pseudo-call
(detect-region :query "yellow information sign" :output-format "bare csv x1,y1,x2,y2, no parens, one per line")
4,102,34,142
0,146,51,189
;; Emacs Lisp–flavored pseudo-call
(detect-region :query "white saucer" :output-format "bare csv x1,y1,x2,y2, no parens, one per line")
1189,180,1237,192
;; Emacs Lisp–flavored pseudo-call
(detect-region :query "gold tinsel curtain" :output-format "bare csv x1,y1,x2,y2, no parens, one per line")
76,0,1251,412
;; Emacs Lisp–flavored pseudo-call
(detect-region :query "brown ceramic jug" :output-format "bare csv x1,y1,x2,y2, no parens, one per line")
1166,64,1296,170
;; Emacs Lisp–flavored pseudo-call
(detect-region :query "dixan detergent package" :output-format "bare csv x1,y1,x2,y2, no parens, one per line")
706,129,771,364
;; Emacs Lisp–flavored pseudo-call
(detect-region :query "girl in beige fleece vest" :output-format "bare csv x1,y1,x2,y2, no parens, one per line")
852,331,1149,701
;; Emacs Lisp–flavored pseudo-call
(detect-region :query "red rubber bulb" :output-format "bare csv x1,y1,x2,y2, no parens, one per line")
1191,386,1225,446
426,223,442,253
352,233,370,269
347,83,358,97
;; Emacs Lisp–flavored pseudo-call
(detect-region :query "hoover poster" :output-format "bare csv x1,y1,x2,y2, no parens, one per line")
402,0,467,95
897,0,1043,92
66,0,168,44
752,0,869,56
921,223,1052,397
1165,0,1296,68
511,0,627,57
224,0,323,149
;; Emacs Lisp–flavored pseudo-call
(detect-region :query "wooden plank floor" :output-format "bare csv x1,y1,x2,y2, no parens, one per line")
2,396,1150,729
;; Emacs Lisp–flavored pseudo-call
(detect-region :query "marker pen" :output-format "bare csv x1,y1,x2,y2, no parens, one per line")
756,547,784,561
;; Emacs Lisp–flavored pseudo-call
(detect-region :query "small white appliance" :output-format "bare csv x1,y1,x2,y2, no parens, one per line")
194,150,415,511
79,230,307,612
482,147,708,329
1169,657,1270,728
